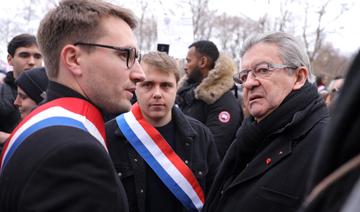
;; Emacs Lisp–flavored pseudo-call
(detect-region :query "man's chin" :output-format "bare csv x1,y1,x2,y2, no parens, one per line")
103,101,132,114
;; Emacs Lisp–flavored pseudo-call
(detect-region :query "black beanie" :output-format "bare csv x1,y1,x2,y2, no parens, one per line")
15,67,49,104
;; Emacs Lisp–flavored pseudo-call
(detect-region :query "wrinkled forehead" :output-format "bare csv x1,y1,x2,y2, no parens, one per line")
240,43,281,68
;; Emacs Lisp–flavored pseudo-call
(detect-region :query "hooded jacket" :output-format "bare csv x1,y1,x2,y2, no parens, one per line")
176,54,242,158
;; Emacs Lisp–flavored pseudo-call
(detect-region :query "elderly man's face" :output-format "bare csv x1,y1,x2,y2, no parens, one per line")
241,42,298,122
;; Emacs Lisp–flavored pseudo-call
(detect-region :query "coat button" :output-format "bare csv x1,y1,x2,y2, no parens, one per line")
184,160,189,164
185,142,190,146
134,158,138,162
117,172,122,177
140,189,144,193
198,171,203,176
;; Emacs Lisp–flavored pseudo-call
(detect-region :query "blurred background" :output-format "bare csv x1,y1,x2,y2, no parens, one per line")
0,0,358,80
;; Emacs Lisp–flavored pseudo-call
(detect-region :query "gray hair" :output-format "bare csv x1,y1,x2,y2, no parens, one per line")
240,32,314,82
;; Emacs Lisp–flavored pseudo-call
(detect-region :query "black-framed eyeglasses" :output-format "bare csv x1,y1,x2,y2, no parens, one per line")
234,62,298,85
74,42,141,69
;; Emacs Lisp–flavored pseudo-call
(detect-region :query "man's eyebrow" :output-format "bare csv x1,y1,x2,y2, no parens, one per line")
161,81,175,85
18,51,41,55
18,51,30,54
139,80,154,84
241,61,269,70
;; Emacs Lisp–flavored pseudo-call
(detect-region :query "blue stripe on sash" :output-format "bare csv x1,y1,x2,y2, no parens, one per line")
3,117,87,169
116,115,198,211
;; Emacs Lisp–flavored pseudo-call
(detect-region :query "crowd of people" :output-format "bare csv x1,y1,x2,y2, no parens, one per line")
0,0,359,212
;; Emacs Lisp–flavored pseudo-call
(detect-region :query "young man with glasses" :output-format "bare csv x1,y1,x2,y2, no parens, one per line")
204,32,329,212
0,0,145,211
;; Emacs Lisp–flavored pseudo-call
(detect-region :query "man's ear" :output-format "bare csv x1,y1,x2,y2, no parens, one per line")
199,56,209,69
293,67,308,90
7,54,13,66
60,44,82,76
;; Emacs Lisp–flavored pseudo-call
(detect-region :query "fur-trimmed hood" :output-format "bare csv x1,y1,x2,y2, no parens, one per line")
178,54,236,104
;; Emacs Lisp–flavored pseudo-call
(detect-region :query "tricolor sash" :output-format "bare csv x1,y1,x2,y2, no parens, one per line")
116,103,205,211
0,97,106,173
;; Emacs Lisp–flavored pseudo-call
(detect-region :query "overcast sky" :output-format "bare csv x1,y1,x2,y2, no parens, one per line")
209,0,360,55
120,0,360,55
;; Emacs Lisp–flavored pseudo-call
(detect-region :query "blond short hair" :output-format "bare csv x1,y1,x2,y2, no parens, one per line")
141,51,180,83
37,0,137,79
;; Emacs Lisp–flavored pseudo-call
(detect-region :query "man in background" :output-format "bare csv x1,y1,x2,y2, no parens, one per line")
107,51,219,211
176,40,242,158
0,34,42,132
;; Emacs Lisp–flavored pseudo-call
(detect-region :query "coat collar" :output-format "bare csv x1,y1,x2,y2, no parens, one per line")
178,54,236,104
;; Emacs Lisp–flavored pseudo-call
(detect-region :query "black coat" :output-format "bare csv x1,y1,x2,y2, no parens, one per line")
106,107,220,212
0,71,20,133
0,81,129,212
176,55,242,159
204,83,329,212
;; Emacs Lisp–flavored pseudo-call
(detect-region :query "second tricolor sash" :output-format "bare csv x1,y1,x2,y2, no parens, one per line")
116,103,205,211
0,97,106,173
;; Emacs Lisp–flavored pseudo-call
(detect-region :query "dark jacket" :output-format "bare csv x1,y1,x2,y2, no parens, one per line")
0,71,20,133
176,54,242,158
0,81,129,212
204,82,329,212
106,106,220,212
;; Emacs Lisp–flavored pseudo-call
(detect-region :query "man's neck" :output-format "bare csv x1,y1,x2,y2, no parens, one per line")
142,111,172,128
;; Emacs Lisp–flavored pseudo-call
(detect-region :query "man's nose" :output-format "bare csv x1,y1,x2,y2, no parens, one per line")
243,71,259,89
130,61,145,84
153,86,162,99
14,95,21,107
28,56,36,66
